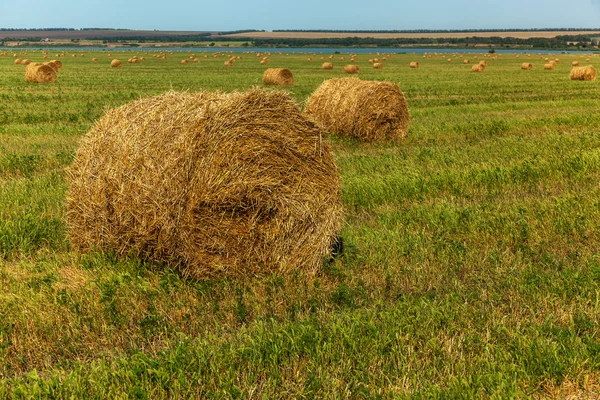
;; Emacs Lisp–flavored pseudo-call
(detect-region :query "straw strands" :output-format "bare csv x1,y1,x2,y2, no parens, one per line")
305,77,410,142
66,89,343,279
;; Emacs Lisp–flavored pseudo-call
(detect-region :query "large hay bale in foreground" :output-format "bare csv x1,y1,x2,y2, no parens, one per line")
262,68,294,85
570,66,596,81
25,63,57,83
343,64,359,74
304,77,409,142
111,59,122,68
66,89,343,279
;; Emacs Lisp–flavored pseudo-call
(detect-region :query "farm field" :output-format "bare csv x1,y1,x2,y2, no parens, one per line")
1,48,600,398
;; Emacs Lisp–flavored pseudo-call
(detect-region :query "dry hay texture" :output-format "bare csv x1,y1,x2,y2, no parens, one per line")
111,59,122,68
472,64,485,72
409,62,419,68
262,68,294,86
572,61,580,66
66,89,343,279
521,62,533,70
373,62,383,69
343,64,359,74
25,63,57,83
304,77,410,142
570,66,596,81
544,63,555,70
321,62,334,70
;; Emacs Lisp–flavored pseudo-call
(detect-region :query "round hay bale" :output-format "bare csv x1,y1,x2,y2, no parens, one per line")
43,61,60,72
180,59,188,64
521,63,533,70
259,59,268,65
409,62,420,68
51,59,63,68
463,59,470,64
111,59,122,68
66,89,343,279
572,61,580,66
478,60,487,66
343,64,359,74
321,62,334,70
262,68,294,86
14,58,22,65
471,64,485,72
570,66,596,81
25,62,57,83
304,77,409,142
544,63,555,70
22,59,32,65
92,57,99,62
373,62,383,69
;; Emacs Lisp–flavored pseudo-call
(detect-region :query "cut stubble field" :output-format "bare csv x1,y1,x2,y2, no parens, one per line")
0,48,599,398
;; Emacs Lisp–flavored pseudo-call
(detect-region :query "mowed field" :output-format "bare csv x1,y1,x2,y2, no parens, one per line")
1,49,600,398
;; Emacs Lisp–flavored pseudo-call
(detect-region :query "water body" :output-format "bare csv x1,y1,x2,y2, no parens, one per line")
2,46,598,55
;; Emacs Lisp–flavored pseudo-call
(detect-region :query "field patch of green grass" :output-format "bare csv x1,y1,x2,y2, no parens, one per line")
1,48,599,398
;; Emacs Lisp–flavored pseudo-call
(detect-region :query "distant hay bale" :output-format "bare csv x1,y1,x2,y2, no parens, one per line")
129,58,140,64
544,63,555,70
572,61,580,66
92,58,99,62
305,77,410,142
447,59,452,62
14,58,22,65
111,59,122,68
343,65,359,74
478,60,487,66
472,64,485,72
570,66,596,81
307,57,312,62
224,60,234,66
521,63,533,70
463,59,470,64
259,59,268,65
409,62,419,68
373,62,383,69
322,62,334,70
25,63,57,83
180,60,188,65
22,59,32,65
66,89,343,279
262,68,294,85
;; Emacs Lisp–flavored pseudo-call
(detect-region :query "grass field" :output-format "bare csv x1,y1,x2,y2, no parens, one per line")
1,48,600,398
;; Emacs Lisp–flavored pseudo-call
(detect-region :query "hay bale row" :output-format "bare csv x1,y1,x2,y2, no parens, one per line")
262,68,294,86
66,89,343,279
570,66,596,81
304,77,409,142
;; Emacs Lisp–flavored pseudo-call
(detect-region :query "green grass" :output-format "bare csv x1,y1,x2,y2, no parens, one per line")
1,49,599,398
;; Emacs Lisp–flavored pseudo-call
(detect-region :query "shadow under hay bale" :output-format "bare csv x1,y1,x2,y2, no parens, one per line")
570,66,596,81
25,63,57,83
66,89,343,279
262,68,294,85
304,77,410,142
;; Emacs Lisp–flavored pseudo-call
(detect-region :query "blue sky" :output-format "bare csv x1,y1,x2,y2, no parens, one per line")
1,0,600,31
